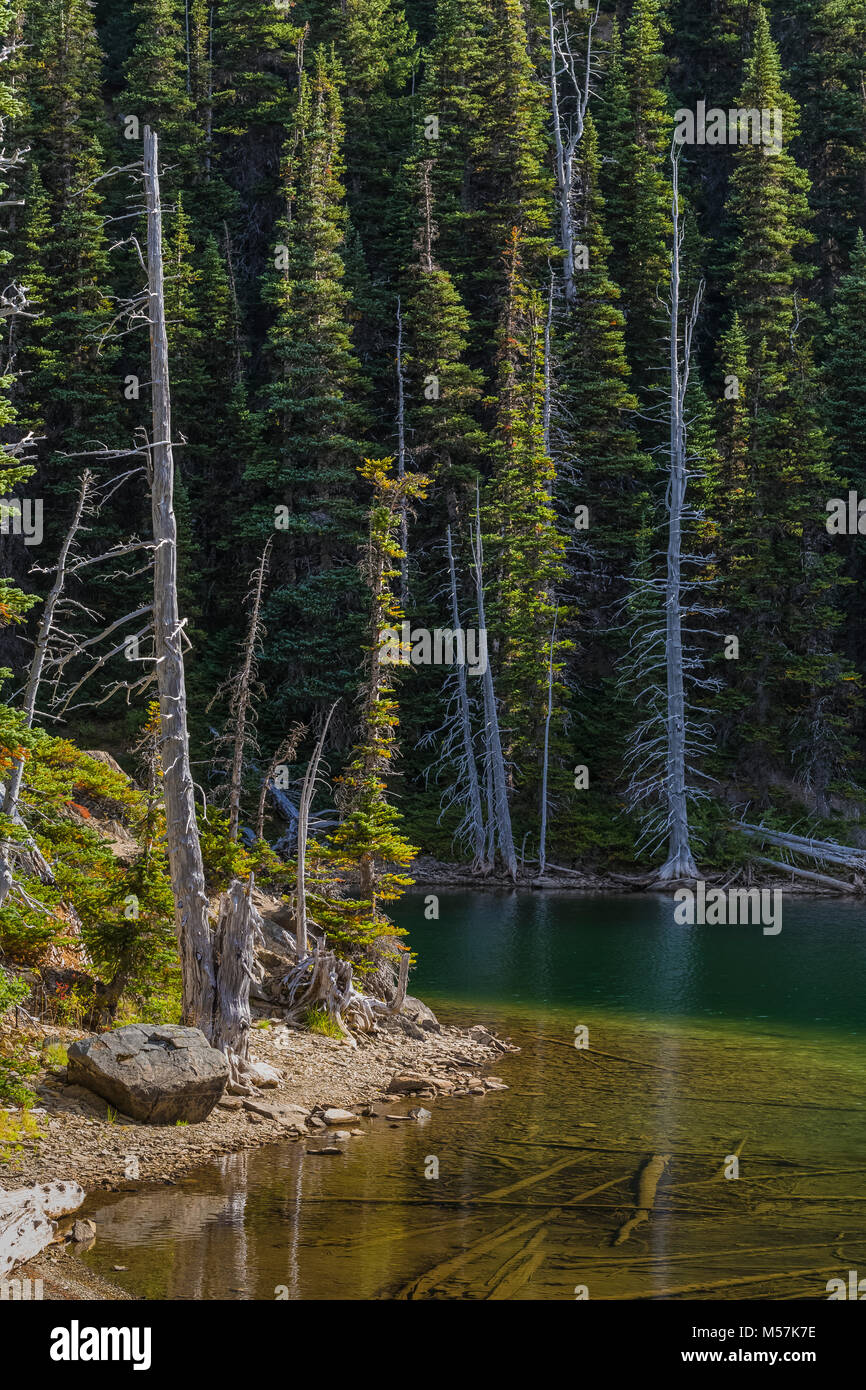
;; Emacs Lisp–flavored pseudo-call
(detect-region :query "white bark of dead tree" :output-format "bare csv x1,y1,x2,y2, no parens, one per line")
3,472,93,821
542,275,554,458
539,609,557,875
748,855,854,893
388,949,410,1014
211,874,263,1090
0,1181,85,1279
295,701,337,959
254,723,306,842
280,944,379,1041
658,150,702,882
0,470,94,896
446,524,487,868
226,537,272,841
144,126,215,1030
395,296,409,610
471,491,517,881
734,821,866,871
547,0,598,308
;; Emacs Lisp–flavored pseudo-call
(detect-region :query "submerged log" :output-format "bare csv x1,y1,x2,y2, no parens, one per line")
613,1154,672,1245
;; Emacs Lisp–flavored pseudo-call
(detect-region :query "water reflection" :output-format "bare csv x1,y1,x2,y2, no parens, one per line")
79,894,866,1300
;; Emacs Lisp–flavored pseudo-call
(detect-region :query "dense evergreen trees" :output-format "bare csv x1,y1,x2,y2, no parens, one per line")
3,0,866,891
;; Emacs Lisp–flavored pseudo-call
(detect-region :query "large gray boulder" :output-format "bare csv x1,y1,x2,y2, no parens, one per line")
67,1025,228,1124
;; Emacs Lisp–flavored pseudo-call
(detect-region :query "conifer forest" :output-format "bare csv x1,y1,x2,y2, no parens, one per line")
1,0,866,1323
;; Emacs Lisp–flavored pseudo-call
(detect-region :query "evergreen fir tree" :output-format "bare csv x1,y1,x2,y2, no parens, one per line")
247,50,368,721
312,457,425,969
483,228,565,801
403,161,487,522
597,4,672,401
417,0,552,334
823,229,866,678
122,0,193,177
711,6,854,803
13,0,122,526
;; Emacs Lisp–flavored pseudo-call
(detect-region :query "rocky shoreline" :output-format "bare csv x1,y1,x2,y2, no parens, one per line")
1,1006,517,1299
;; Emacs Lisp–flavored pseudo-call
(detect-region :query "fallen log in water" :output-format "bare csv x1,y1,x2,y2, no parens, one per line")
623,1263,849,1300
613,1154,671,1245
485,1236,547,1300
0,1181,85,1278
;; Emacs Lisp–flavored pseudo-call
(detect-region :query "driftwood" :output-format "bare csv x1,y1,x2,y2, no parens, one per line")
735,820,866,872
0,1181,85,1278
279,945,378,1040
613,1154,672,1245
749,854,854,893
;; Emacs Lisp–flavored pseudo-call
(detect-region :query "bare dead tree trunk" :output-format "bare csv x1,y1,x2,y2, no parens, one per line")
734,820,866,871
658,150,701,882
4,473,93,819
548,0,598,307
212,875,261,1081
228,537,272,841
387,950,410,1014
539,609,557,875
205,6,214,174
254,722,306,841
446,524,487,867
472,490,517,881
395,296,409,610
295,701,337,959
145,126,215,1030
542,275,554,460
184,0,191,93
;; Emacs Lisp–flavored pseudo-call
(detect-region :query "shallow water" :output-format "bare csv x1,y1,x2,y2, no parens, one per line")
79,892,866,1300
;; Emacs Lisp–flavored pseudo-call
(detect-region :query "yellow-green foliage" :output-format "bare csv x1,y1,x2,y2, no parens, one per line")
0,1108,39,1164
305,1005,344,1038
0,1031,39,1106
41,1041,68,1068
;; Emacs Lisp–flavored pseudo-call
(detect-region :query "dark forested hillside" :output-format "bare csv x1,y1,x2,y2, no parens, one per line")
4,0,866,903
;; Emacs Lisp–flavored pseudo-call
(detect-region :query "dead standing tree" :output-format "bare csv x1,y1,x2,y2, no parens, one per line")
547,0,599,308
417,526,489,869
659,150,702,881
621,147,717,881
294,701,337,959
471,488,517,880
144,126,215,1029
209,536,273,841
3,472,93,820
395,297,410,609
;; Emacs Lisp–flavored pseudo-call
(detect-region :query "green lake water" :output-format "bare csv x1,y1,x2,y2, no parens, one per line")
78,891,866,1300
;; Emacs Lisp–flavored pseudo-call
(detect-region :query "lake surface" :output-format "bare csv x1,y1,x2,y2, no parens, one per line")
79,892,866,1300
